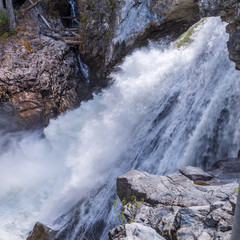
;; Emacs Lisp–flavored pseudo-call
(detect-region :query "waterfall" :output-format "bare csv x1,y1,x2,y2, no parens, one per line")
77,55,89,81
0,17,239,240
69,0,90,82
69,0,80,26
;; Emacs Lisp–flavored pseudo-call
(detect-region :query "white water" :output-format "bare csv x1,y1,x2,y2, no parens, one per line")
0,17,239,239
77,55,89,81
69,0,80,26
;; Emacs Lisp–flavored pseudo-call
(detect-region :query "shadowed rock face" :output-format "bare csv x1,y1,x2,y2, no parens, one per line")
109,158,240,240
77,0,200,80
77,0,240,80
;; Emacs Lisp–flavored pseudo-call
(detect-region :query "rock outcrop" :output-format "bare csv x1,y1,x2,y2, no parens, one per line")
1,0,240,130
0,6,89,130
26,222,57,240
77,0,200,80
109,158,240,239
199,0,240,70
76,0,240,80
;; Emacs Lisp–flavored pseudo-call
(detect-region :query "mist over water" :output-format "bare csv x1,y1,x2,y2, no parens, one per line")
0,17,239,239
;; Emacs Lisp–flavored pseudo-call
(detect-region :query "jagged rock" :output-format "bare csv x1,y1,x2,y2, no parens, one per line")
0,8,89,130
26,222,57,240
208,158,240,184
2,0,240,130
109,223,166,240
75,0,240,80
110,158,240,240
77,0,200,80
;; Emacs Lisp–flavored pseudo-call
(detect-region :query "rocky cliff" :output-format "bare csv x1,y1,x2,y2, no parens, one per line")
109,158,240,240
77,0,200,80
0,1,89,130
77,0,240,80
1,0,240,129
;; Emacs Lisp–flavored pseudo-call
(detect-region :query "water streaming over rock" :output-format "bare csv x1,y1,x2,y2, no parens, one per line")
69,0,80,26
0,17,239,239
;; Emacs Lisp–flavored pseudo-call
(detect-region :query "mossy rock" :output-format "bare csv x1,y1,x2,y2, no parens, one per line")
174,17,207,49
1,32,9,38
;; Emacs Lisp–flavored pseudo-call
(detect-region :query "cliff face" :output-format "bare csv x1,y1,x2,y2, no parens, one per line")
77,0,240,80
109,159,240,240
0,0,239,129
0,1,89,130
77,0,200,80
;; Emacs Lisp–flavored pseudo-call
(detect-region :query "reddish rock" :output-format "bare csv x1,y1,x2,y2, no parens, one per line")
27,222,56,240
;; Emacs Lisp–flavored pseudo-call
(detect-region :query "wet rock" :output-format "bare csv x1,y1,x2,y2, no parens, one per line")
208,158,240,184
110,158,240,239
26,222,57,240
77,0,200,81
199,0,240,70
76,0,240,81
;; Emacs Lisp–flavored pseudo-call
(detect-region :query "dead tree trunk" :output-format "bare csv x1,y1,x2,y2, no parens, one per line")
232,185,240,240
0,0,4,10
6,0,16,29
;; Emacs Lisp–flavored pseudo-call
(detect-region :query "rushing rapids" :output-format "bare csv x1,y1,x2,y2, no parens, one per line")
0,17,239,239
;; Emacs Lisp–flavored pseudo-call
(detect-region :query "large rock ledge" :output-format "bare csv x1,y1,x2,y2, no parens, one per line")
109,158,240,240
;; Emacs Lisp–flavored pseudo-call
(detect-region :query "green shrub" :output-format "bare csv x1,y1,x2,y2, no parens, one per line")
113,195,144,225
0,11,8,25
108,0,116,10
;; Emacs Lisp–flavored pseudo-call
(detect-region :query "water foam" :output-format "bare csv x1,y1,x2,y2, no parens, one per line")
0,17,239,239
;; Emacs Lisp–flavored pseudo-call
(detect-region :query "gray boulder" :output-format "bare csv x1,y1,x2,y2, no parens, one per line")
179,166,213,181
110,159,240,240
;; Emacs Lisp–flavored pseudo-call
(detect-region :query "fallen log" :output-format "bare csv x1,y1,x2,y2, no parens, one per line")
27,0,52,30
63,39,80,45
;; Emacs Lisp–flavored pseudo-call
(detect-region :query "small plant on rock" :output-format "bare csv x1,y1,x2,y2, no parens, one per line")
113,195,144,225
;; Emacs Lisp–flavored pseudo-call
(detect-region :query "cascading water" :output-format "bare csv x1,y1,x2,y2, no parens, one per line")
69,0,80,26
0,17,239,240
77,55,89,81
68,0,90,83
